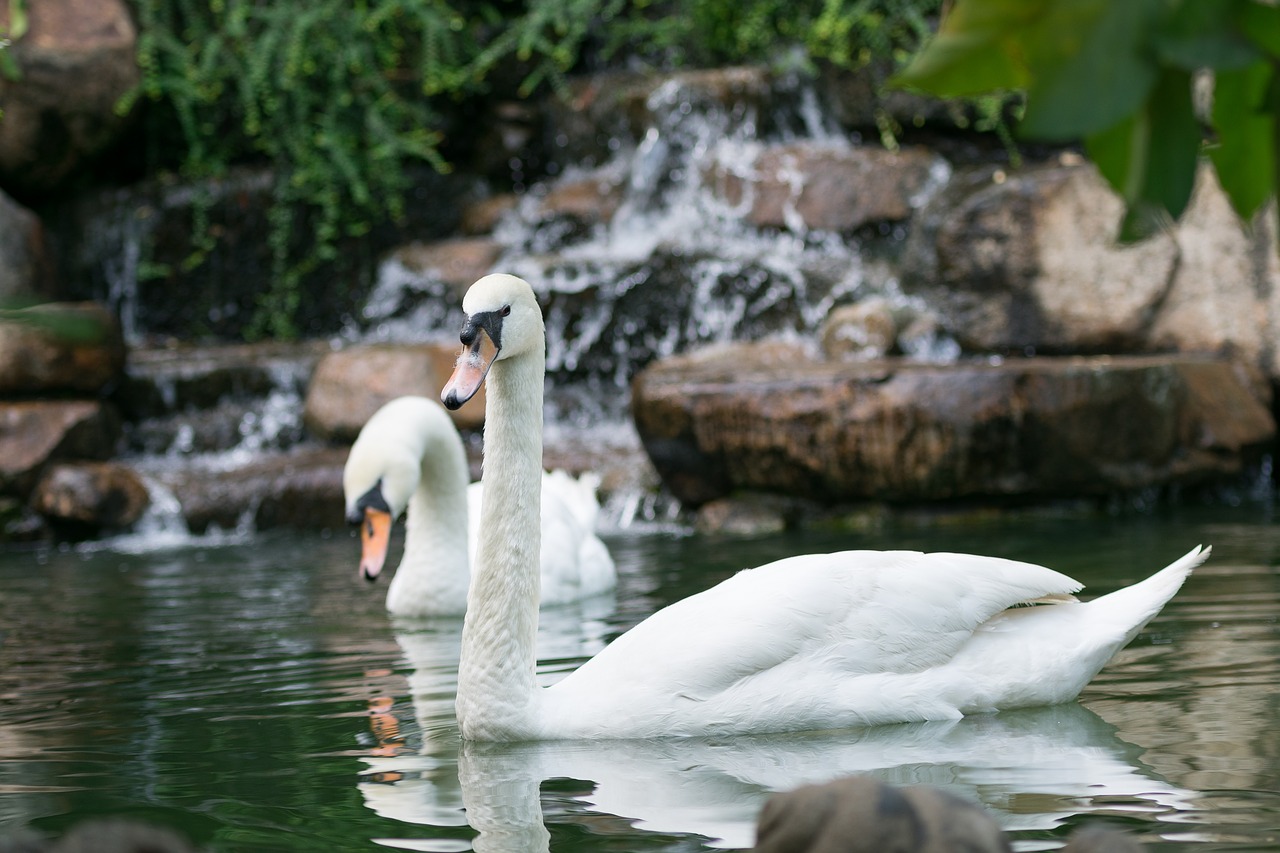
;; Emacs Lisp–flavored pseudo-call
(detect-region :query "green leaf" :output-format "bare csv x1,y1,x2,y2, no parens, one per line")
890,0,1042,96
1084,112,1145,201
1210,60,1277,221
1019,0,1162,140
1154,0,1259,71
1086,67,1201,242
1238,2,1280,59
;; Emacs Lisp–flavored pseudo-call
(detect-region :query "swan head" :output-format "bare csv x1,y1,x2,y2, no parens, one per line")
343,409,424,582
441,274,543,410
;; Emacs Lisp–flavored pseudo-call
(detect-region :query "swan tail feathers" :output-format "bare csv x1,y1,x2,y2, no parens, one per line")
1087,544,1209,639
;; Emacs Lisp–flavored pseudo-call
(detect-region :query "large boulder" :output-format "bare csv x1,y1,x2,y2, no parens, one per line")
0,302,125,395
631,343,1275,506
0,0,140,196
901,160,1280,377
302,343,484,442
0,400,121,497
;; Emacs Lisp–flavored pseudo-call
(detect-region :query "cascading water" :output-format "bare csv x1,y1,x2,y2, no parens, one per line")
347,74,959,528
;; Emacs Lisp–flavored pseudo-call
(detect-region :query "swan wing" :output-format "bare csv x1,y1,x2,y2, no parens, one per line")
550,550,1080,729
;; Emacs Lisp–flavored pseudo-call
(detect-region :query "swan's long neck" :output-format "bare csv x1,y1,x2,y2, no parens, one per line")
386,418,472,616
457,344,544,740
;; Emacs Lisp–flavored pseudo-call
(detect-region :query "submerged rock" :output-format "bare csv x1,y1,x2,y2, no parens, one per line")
631,344,1275,507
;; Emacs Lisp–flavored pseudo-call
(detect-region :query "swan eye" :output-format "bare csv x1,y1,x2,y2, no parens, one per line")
501,305,511,317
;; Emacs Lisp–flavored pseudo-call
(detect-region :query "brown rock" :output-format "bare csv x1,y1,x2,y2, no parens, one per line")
631,345,1275,506
391,239,505,295
820,299,897,361
0,302,125,395
0,189,55,302
902,161,1180,353
32,461,149,532
156,446,348,533
539,164,627,224
0,0,140,194
753,776,1010,853
303,343,485,442
709,142,944,232
0,400,121,497
459,194,519,235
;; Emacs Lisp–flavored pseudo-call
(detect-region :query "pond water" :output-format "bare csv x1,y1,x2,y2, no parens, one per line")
1,504,1278,852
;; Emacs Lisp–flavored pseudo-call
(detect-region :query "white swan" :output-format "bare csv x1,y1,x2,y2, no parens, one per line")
343,395,616,617
440,273,1210,741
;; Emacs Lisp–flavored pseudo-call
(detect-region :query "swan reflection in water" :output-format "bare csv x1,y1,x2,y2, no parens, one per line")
357,605,1197,852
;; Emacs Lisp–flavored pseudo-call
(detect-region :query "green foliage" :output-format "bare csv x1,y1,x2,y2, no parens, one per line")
892,0,1280,241
0,0,26,82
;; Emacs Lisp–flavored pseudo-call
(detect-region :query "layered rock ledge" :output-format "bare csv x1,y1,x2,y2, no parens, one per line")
632,344,1276,508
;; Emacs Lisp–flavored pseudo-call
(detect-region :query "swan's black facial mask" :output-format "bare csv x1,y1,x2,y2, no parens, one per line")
441,308,505,410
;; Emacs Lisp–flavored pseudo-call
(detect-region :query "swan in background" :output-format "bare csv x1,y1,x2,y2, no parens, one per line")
439,273,1209,741
343,395,615,617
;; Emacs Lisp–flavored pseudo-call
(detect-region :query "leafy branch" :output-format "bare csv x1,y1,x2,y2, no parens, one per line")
892,0,1280,241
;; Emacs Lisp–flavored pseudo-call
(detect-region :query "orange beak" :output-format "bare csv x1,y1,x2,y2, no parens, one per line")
359,507,393,582
442,321,499,410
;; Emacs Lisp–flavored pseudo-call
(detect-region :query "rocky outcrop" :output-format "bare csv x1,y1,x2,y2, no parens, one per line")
0,0,140,196
0,302,125,394
303,343,484,442
0,400,122,497
632,343,1275,507
901,159,1280,370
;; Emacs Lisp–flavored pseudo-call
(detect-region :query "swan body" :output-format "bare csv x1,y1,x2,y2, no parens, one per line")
441,273,1208,741
343,396,615,617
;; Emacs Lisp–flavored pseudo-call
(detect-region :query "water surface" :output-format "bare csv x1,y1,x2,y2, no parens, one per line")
1,505,1278,851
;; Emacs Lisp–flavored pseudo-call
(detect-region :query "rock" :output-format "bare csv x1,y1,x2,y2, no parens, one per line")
902,161,1181,353
0,0,140,195
901,159,1280,375
303,343,484,442
538,163,627,224
709,142,946,232
117,341,324,421
459,194,519,236
391,238,505,295
820,298,897,361
752,775,1011,853
0,302,125,395
631,344,1275,506
155,446,348,534
695,495,789,536
32,461,149,534
0,400,121,497
816,61,970,136
1145,166,1277,369
0,190,55,302
543,67,786,168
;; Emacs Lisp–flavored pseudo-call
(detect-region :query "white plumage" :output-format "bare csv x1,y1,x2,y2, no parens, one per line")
441,273,1208,741
342,396,615,618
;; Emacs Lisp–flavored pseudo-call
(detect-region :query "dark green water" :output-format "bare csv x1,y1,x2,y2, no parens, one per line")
1,504,1279,851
